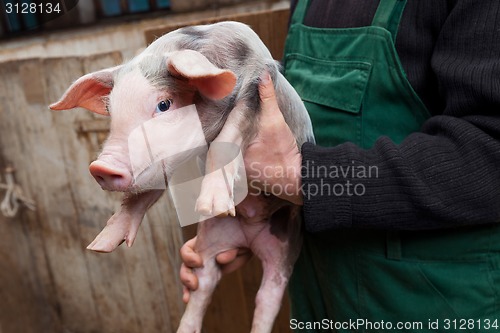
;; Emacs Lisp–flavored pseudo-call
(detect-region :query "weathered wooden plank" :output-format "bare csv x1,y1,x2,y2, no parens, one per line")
0,60,61,333
120,215,172,333
145,192,186,332
29,57,103,333
205,269,253,332
0,215,61,333
0,58,100,333
80,52,145,333
44,53,144,333
75,119,111,133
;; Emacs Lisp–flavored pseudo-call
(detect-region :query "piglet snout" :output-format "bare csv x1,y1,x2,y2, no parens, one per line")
89,160,132,191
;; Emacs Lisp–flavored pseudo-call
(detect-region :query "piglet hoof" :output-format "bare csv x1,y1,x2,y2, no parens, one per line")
86,213,139,253
195,194,235,218
195,171,236,218
87,237,125,253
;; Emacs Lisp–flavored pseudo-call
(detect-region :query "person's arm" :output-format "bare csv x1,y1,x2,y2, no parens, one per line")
302,0,500,232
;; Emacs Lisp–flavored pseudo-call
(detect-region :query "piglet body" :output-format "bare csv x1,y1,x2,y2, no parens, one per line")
51,21,314,333
179,195,302,333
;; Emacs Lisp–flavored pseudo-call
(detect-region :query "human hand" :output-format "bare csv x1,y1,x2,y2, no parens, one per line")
179,236,252,303
245,72,303,205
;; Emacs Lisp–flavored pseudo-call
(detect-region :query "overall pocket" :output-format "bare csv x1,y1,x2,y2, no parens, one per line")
284,54,372,147
358,253,497,333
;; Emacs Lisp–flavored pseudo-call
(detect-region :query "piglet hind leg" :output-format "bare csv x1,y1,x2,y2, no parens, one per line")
87,190,164,253
177,216,246,333
250,206,303,333
177,257,220,333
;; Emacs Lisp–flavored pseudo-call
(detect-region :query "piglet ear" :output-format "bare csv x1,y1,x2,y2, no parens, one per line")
49,65,121,115
166,50,237,100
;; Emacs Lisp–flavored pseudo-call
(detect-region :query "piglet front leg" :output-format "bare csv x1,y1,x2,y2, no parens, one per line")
87,190,164,253
196,102,246,218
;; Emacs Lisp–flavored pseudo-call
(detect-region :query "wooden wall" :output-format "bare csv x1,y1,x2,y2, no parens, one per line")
0,53,185,333
0,7,293,333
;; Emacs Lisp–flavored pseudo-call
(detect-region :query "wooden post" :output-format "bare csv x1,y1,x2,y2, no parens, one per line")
77,0,97,24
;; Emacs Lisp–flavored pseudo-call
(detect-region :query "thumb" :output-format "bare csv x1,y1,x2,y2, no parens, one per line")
215,248,239,265
259,71,282,121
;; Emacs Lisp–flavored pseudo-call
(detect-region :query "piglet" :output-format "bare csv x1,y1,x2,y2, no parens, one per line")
50,21,314,333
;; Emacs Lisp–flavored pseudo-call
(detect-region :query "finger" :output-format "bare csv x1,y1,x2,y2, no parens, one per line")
215,247,251,264
220,252,253,275
180,263,199,291
215,248,239,265
180,237,203,268
259,71,277,103
258,71,286,125
182,286,190,304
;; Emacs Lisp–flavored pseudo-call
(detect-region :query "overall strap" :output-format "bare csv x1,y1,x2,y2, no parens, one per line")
371,0,408,40
290,0,310,26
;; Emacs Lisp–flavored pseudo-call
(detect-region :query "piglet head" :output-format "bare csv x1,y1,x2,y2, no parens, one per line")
50,49,237,193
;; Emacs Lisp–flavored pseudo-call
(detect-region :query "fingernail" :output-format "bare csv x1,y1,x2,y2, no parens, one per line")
260,71,271,84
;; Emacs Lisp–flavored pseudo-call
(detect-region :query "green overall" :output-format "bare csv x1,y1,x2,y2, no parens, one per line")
283,0,500,331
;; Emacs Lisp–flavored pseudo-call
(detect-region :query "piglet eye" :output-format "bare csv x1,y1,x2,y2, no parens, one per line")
155,99,172,113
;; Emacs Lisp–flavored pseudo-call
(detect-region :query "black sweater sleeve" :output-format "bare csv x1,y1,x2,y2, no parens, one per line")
298,0,500,232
